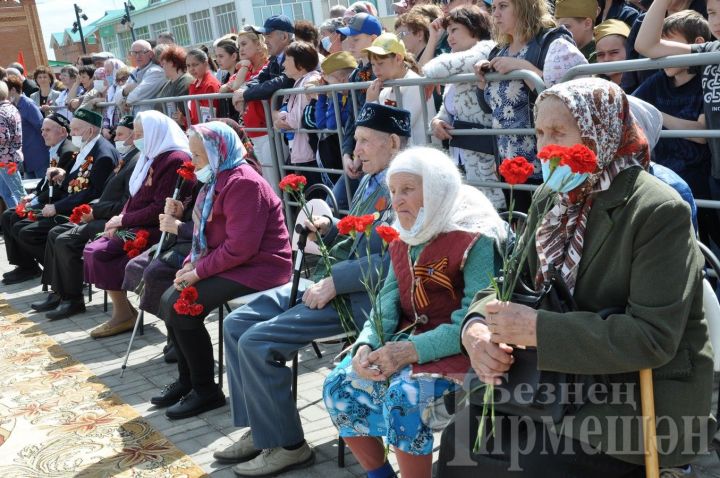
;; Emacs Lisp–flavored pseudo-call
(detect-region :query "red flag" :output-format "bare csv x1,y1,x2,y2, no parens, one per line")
16,51,25,71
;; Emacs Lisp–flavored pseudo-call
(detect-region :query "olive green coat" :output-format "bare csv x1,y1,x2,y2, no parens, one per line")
466,167,715,467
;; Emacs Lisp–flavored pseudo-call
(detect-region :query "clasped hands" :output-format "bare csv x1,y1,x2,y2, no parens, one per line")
352,342,419,381
462,300,538,385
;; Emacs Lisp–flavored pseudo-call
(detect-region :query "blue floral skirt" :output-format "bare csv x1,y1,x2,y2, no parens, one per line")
322,355,456,455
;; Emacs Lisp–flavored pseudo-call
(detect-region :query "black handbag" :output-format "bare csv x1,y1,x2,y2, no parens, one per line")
491,267,596,423
448,119,496,156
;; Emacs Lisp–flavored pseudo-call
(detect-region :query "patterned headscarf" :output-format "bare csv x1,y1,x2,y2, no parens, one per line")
533,78,650,292
189,121,247,263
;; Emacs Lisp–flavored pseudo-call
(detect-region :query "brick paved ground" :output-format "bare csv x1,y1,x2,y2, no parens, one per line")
2,234,720,478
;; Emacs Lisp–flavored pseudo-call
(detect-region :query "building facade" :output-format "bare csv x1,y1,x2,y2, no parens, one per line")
95,0,387,62
49,27,102,65
0,0,48,74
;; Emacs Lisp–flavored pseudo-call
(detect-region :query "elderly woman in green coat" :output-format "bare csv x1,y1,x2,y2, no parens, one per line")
438,78,715,477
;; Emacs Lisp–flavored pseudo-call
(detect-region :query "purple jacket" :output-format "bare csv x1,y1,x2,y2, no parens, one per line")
192,164,292,291
121,150,194,228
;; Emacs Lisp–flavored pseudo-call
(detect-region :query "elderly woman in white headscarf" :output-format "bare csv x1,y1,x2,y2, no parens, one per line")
83,110,194,338
323,146,506,478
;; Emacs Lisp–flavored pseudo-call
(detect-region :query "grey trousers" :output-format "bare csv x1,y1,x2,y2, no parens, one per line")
223,282,351,450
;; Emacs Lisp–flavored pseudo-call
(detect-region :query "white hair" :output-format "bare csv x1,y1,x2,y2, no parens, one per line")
387,146,507,247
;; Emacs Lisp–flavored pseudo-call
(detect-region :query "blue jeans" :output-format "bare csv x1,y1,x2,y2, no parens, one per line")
0,169,25,208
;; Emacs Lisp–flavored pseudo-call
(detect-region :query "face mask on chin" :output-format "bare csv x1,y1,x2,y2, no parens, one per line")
71,135,85,148
115,140,132,155
397,207,426,238
195,164,214,183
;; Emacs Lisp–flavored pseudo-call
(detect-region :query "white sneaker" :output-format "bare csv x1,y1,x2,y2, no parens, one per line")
232,443,315,477
213,429,259,463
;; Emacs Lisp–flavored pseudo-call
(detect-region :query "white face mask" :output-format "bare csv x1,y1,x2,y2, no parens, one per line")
115,141,132,155
93,80,106,92
71,135,85,148
195,165,213,183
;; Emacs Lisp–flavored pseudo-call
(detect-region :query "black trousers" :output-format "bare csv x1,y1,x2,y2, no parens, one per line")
1,208,68,268
436,404,644,478
42,220,106,300
158,276,256,395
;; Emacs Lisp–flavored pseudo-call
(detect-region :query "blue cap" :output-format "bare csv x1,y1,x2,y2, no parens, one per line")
337,13,382,37
252,14,294,34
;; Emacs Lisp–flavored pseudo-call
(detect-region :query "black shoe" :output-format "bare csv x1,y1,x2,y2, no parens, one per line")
31,293,61,312
46,300,86,320
163,344,178,363
150,381,192,408
2,266,41,285
165,389,226,420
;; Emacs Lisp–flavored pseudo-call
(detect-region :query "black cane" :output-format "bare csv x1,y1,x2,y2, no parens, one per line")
120,175,185,377
290,224,309,401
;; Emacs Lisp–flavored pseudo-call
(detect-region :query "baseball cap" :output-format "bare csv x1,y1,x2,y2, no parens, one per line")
337,13,382,37
251,14,294,34
363,33,406,57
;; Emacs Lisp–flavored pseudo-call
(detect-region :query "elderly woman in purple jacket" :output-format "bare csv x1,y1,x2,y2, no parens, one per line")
150,121,292,420
83,110,195,338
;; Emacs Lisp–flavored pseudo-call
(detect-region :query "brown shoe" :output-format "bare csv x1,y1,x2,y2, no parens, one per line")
90,318,136,339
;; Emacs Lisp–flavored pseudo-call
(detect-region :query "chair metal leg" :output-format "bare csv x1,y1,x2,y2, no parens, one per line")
311,341,322,359
218,305,224,391
292,354,299,402
337,436,345,468
42,283,48,292
103,290,108,313
87,283,92,302
224,302,231,314
139,310,144,336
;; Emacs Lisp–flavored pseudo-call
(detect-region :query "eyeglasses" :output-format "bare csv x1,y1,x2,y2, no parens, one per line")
129,50,150,56
116,77,129,82
397,31,411,38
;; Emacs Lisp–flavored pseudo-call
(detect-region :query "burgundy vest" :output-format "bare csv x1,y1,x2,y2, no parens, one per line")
390,230,480,382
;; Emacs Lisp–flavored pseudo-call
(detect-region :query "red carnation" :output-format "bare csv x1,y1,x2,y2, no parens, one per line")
537,144,569,163
133,237,148,249
375,225,400,244
560,144,597,175
180,286,199,302
337,216,357,236
189,303,204,316
127,248,140,258
15,203,27,218
70,204,92,224
5,162,17,175
353,214,375,234
123,241,135,252
70,213,81,224
135,229,150,240
173,299,191,315
177,161,196,181
498,156,535,185
27,211,37,222
278,174,308,192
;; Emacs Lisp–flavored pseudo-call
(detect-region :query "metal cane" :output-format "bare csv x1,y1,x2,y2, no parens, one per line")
120,176,185,377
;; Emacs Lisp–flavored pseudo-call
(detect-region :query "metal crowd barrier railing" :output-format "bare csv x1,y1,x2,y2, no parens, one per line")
80,52,720,217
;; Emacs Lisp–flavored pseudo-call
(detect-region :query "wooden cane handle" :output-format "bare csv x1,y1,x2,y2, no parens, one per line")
640,368,660,478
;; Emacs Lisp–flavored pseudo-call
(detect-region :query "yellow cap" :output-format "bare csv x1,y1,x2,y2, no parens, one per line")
594,19,631,42
321,51,359,75
362,32,406,57
555,0,598,19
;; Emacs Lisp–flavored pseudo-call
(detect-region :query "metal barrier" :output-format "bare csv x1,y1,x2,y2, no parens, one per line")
74,54,720,218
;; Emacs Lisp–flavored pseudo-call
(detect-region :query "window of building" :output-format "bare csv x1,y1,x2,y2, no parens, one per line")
252,0,314,24
169,15,191,46
190,9,214,44
150,21,168,40
213,2,239,36
319,0,351,20
117,30,134,59
134,26,151,41
103,35,120,59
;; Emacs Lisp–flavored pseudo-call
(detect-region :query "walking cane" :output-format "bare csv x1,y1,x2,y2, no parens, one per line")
120,175,186,377
640,368,660,478
290,224,309,401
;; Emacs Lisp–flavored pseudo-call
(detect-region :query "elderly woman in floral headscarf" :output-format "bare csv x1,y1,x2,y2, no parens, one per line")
151,121,291,421
445,78,714,476
323,146,506,478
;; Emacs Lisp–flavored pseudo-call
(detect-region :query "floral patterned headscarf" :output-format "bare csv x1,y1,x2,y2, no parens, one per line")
188,121,247,263
533,78,650,292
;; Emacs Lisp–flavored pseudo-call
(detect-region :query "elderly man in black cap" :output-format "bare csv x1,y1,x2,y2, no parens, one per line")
33,115,141,319
1,108,118,286
206,103,411,477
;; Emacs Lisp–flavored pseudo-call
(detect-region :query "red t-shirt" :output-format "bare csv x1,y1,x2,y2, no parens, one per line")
242,62,268,138
188,71,221,125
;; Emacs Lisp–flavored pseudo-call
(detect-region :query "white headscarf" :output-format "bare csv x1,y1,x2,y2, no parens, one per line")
128,110,191,196
386,147,507,247
627,95,663,149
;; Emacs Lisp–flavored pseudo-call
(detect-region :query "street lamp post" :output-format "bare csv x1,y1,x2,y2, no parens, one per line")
121,1,136,42
72,3,89,54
